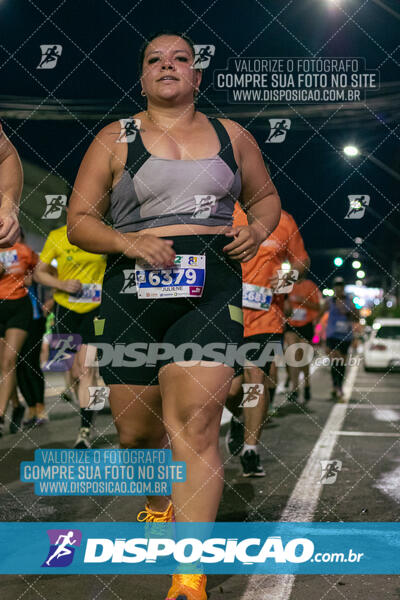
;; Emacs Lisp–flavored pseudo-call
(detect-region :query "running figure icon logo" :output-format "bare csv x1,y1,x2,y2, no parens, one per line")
116,118,141,143
37,45,62,69
42,195,67,219
345,195,370,219
121,270,137,293
319,460,342,485
274,269,299,294
42,529,82,567
266,119,291,143
43,334,82,371
193,44,215,69
191,195,217,219
240,384,264,408
87,386,110,411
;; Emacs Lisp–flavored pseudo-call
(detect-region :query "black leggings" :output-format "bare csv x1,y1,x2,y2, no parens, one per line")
17,317,46,407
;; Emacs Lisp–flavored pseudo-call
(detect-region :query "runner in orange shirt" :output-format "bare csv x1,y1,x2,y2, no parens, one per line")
225,204,310,476
0,237,38,436
284,278,322,403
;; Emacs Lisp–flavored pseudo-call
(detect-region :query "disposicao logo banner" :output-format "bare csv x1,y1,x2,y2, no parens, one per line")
0,523,399,574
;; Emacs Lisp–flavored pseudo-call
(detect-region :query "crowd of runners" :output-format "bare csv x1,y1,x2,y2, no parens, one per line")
0,31,361,600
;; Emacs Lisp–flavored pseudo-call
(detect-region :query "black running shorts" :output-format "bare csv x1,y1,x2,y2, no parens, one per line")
285,321,315,343
53,302,100,346
326,337,352,355
239,333,283,376
0,295,33,336
95,235,244,385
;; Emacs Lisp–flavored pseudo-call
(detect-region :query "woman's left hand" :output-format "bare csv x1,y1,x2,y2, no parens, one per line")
222,224,265,262
0,209,19,248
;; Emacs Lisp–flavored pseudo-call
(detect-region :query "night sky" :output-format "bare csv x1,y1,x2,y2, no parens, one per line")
0,0,399,289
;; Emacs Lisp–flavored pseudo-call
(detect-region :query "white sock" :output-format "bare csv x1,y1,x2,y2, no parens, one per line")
241,443,258,455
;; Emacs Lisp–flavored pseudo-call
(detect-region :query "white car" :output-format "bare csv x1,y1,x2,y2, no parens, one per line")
364,318,400,371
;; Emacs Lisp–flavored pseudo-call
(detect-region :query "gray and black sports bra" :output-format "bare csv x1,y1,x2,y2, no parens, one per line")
110,116,242,232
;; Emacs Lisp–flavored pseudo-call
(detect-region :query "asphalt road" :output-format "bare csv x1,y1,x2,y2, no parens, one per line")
0,352,399,599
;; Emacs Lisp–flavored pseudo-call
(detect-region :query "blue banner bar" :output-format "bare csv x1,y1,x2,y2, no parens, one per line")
0,523,399,574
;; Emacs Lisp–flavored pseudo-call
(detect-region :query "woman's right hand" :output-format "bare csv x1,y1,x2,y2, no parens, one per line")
60,279,82,294
119,232,176,267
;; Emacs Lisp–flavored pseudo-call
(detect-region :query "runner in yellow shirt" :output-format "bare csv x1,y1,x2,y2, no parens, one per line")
35,223,106,448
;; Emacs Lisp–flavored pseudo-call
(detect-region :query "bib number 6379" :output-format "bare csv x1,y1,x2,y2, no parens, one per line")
148,268,197,286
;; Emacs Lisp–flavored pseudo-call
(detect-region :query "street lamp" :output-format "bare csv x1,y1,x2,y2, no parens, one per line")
343,145,400,181
357,270,366,279
352,260,361,269
343,145,360,157
333,257,344,267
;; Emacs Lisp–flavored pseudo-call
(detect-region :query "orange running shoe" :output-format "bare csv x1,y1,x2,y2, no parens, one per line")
137,500,174,523
166,574,207,600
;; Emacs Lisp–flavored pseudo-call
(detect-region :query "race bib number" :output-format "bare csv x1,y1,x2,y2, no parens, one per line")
0,250,18,269
69,283,102,303
135,255,206,299
335,319,351,334
291,308,307,321
242,283,273,311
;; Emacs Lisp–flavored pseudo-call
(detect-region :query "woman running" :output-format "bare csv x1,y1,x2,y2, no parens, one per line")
324,276,359,400
67,31,280,600
0,235,37,435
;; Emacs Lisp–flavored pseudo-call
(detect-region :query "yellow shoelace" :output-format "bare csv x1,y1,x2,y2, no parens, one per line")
137,501,173,522
174,574,205,590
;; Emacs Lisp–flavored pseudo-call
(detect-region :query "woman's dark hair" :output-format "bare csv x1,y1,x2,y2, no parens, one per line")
138,30,196,76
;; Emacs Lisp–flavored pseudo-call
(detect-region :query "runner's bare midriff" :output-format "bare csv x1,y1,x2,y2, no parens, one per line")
135,224,231,237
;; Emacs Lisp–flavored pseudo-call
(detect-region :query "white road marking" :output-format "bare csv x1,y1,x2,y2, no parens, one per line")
374,460,400,503
45,385,67,396
346,404,400,410
372,409,400,422
241,359,360,599
342,359,358,400
331,431,400,437
353,387,399,393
